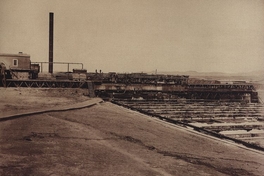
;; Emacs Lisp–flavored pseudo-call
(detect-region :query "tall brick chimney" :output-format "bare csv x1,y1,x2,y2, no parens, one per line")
49,12,54,73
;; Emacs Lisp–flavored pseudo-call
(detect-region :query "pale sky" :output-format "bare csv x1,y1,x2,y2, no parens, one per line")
0,0,264,73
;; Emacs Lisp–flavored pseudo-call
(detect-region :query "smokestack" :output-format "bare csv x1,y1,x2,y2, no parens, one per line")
49,12,54,73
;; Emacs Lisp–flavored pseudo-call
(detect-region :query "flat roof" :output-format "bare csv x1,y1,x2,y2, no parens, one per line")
0,53,30,57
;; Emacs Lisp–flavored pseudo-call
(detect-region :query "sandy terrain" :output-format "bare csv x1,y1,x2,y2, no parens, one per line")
0,88,89,117
0,88,264,176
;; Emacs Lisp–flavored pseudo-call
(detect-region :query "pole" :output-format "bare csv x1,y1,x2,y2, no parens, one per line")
49,12,54,73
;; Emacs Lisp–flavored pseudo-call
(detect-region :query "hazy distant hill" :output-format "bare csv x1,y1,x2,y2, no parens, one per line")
158,70,264,84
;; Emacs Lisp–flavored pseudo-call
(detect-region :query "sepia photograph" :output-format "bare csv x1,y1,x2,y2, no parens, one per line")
0,0,264,175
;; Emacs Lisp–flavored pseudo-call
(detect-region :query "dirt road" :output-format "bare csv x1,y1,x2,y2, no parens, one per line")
0,88,263,175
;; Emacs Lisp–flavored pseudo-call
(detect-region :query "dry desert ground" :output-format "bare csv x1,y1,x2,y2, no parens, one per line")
0,88,264,176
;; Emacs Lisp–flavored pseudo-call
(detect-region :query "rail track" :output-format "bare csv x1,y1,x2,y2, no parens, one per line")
3,79,89,88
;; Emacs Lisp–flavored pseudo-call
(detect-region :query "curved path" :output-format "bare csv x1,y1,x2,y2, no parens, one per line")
0,98,103,122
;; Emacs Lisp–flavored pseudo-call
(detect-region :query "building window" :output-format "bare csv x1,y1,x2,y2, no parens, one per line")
13,59,18,66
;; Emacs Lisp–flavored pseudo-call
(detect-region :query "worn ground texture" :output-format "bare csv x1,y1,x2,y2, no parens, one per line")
0,88,263,176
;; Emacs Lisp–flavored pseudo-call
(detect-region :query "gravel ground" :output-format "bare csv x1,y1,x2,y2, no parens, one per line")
0,88,263,176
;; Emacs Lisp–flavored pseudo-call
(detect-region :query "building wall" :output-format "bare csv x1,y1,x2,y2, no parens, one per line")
0,53,31,70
